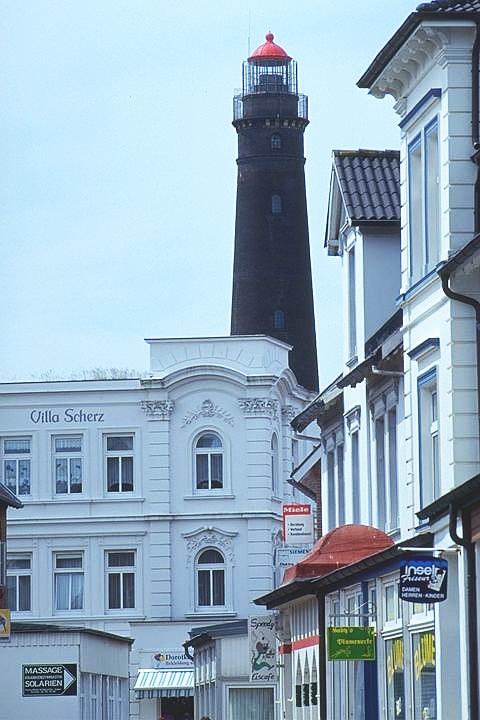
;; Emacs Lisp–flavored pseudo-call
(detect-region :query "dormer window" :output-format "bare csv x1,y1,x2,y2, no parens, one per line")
408,116,440,281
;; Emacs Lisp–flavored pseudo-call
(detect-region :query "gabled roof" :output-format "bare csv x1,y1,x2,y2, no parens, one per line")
0,482,22,509
332,149,400,224
358,1,480,89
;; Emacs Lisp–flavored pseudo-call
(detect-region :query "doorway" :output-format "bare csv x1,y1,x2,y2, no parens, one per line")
159,696,194,720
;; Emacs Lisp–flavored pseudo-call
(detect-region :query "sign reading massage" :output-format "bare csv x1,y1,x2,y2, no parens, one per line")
283,503,314,545
328,627,376,661
248,615,277,682
399,556,448,603
29,409,105,424
22,664,77,697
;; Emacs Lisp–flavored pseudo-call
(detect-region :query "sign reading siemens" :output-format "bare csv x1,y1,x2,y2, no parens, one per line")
22,664,77,697
30,409,105,424
399,556,448,603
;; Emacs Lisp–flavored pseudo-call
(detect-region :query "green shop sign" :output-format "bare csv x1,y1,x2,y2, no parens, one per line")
327,626,376,661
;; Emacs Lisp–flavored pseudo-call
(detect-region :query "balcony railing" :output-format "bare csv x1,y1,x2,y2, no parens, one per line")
233,92,308,122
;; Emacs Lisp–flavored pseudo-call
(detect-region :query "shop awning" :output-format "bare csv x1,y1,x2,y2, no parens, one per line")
134,669,194,698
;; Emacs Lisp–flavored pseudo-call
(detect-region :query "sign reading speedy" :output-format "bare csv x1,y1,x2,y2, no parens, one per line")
399,556,448,603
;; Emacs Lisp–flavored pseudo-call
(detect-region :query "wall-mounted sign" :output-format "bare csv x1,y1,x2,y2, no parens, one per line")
29,409,105,424
22,664,77,697
283,504,314,545
399,556,448,603
248,615,277,682
152,649,193,669
0,609,11,642
328,627,376,661
274,545,310,569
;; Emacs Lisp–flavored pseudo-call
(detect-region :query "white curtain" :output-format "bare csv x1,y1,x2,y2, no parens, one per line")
229,687,274,720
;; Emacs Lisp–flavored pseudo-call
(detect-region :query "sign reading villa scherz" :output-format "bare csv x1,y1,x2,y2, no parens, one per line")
248,615,277,682
29,408,105,424
22,664,77,697
328,627,376,661
399,556,448,603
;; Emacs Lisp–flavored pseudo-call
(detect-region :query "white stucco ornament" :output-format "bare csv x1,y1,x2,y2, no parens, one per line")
181,399,234,427
140,400,175,420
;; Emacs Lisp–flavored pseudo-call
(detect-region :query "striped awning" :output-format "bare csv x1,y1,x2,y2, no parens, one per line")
134,669,194,698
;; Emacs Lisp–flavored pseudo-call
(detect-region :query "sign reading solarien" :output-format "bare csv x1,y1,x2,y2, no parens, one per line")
327,627,376,661
399,556,448,603
0,609,11,641
22,664,78,697
283,503,314,545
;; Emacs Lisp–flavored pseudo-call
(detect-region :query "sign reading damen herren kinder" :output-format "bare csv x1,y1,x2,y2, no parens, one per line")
399,556,448,603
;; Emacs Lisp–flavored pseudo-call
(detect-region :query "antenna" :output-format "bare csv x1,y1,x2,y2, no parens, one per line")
248,9,251,56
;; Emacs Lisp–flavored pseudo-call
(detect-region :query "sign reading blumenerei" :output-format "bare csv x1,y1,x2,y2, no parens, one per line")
22,664,78,697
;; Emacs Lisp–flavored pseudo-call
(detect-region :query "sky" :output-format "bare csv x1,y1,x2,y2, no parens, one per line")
2,0,414,386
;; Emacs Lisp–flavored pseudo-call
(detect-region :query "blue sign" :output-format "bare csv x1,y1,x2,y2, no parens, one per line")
399,556,448,603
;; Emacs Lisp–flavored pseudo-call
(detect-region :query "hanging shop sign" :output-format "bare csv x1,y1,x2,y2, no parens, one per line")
248,615,277,682
22,664,77,697
399,556,448,603
283,503,314,545
0,608,11,642
152,649,193,669
327,626,376,661
274,545,310,569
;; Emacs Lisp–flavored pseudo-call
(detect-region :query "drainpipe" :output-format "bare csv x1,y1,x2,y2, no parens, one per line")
449,504,479,720
317,593,327,720
472,19,480,233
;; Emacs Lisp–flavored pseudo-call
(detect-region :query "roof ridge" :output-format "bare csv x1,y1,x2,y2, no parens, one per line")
333,148,400,157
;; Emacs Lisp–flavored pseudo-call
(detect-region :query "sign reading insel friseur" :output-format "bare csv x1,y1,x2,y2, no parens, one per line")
328,627,376,661
22,664,77,697
248,615,277,682
283,503,314,545
399,556,448,603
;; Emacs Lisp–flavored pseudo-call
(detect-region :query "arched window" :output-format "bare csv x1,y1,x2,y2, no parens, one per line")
272,194,282,214
196,549,225,607
303,656,310,707
195,432,223,490
271,434,279,493
274,309,286,330
271,133,282,150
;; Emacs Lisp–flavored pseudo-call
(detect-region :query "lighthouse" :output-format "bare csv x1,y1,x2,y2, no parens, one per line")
230,33,318,391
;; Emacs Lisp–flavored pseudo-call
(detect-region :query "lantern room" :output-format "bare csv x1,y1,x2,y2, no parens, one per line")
243,32,298,96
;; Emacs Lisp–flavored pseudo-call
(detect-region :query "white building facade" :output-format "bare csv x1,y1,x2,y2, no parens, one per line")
0,335,314,720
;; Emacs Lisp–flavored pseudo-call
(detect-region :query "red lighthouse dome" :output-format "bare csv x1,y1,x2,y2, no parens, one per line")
249,32,292,62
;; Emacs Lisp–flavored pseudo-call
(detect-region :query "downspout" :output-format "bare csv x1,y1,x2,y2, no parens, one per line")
317,593,327,720
449,504,479,720
472,19,480,234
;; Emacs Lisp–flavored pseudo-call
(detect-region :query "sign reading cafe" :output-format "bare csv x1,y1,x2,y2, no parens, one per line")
30,408,105,424
399,556,448,603
248,615,277,683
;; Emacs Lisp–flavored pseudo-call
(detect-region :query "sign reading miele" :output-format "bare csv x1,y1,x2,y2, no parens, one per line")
30,409,105,424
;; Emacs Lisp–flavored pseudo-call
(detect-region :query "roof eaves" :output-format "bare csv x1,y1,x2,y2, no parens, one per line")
439,232,480,274
417,473,480,521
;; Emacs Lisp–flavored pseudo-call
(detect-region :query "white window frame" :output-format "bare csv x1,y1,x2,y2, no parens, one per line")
105,550,136,611
324,426,345,530
371,390,399,533
53,435,83,495
2,437,31,496
347,244,357,360
271,433,279,495
417,368,440,508
193,431,224,492
195,548,226,610
407,115,440,281
53,552,84,612
105,434,134,493
6,553,32,613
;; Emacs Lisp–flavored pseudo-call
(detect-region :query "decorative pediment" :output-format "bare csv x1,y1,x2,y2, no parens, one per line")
181,399,234,428
183,526,237,565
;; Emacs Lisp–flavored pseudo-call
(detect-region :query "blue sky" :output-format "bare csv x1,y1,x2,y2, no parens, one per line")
2,0,414,385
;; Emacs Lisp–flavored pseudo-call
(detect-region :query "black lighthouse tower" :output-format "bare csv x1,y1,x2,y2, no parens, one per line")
230,33,318,391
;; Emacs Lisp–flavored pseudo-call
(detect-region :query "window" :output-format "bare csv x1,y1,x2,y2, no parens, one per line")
412,631,436,720
270,133,282,150
271,194,282,214
229,687,274,719
196,549,225,607
106,551,135,609
337,444,345,525
271,433,279,493
348,246,357,358
408,117,440,280
3,438,31,496
418,369,440,507
54,436,82,494
372,400,399,532
7,555,31,612
106,435,134,492
195,433,223,490
54,553,84,611
273,309,286,330
351,431,360,523
385,637,405,720
384,581,401,623
327,450,336,530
